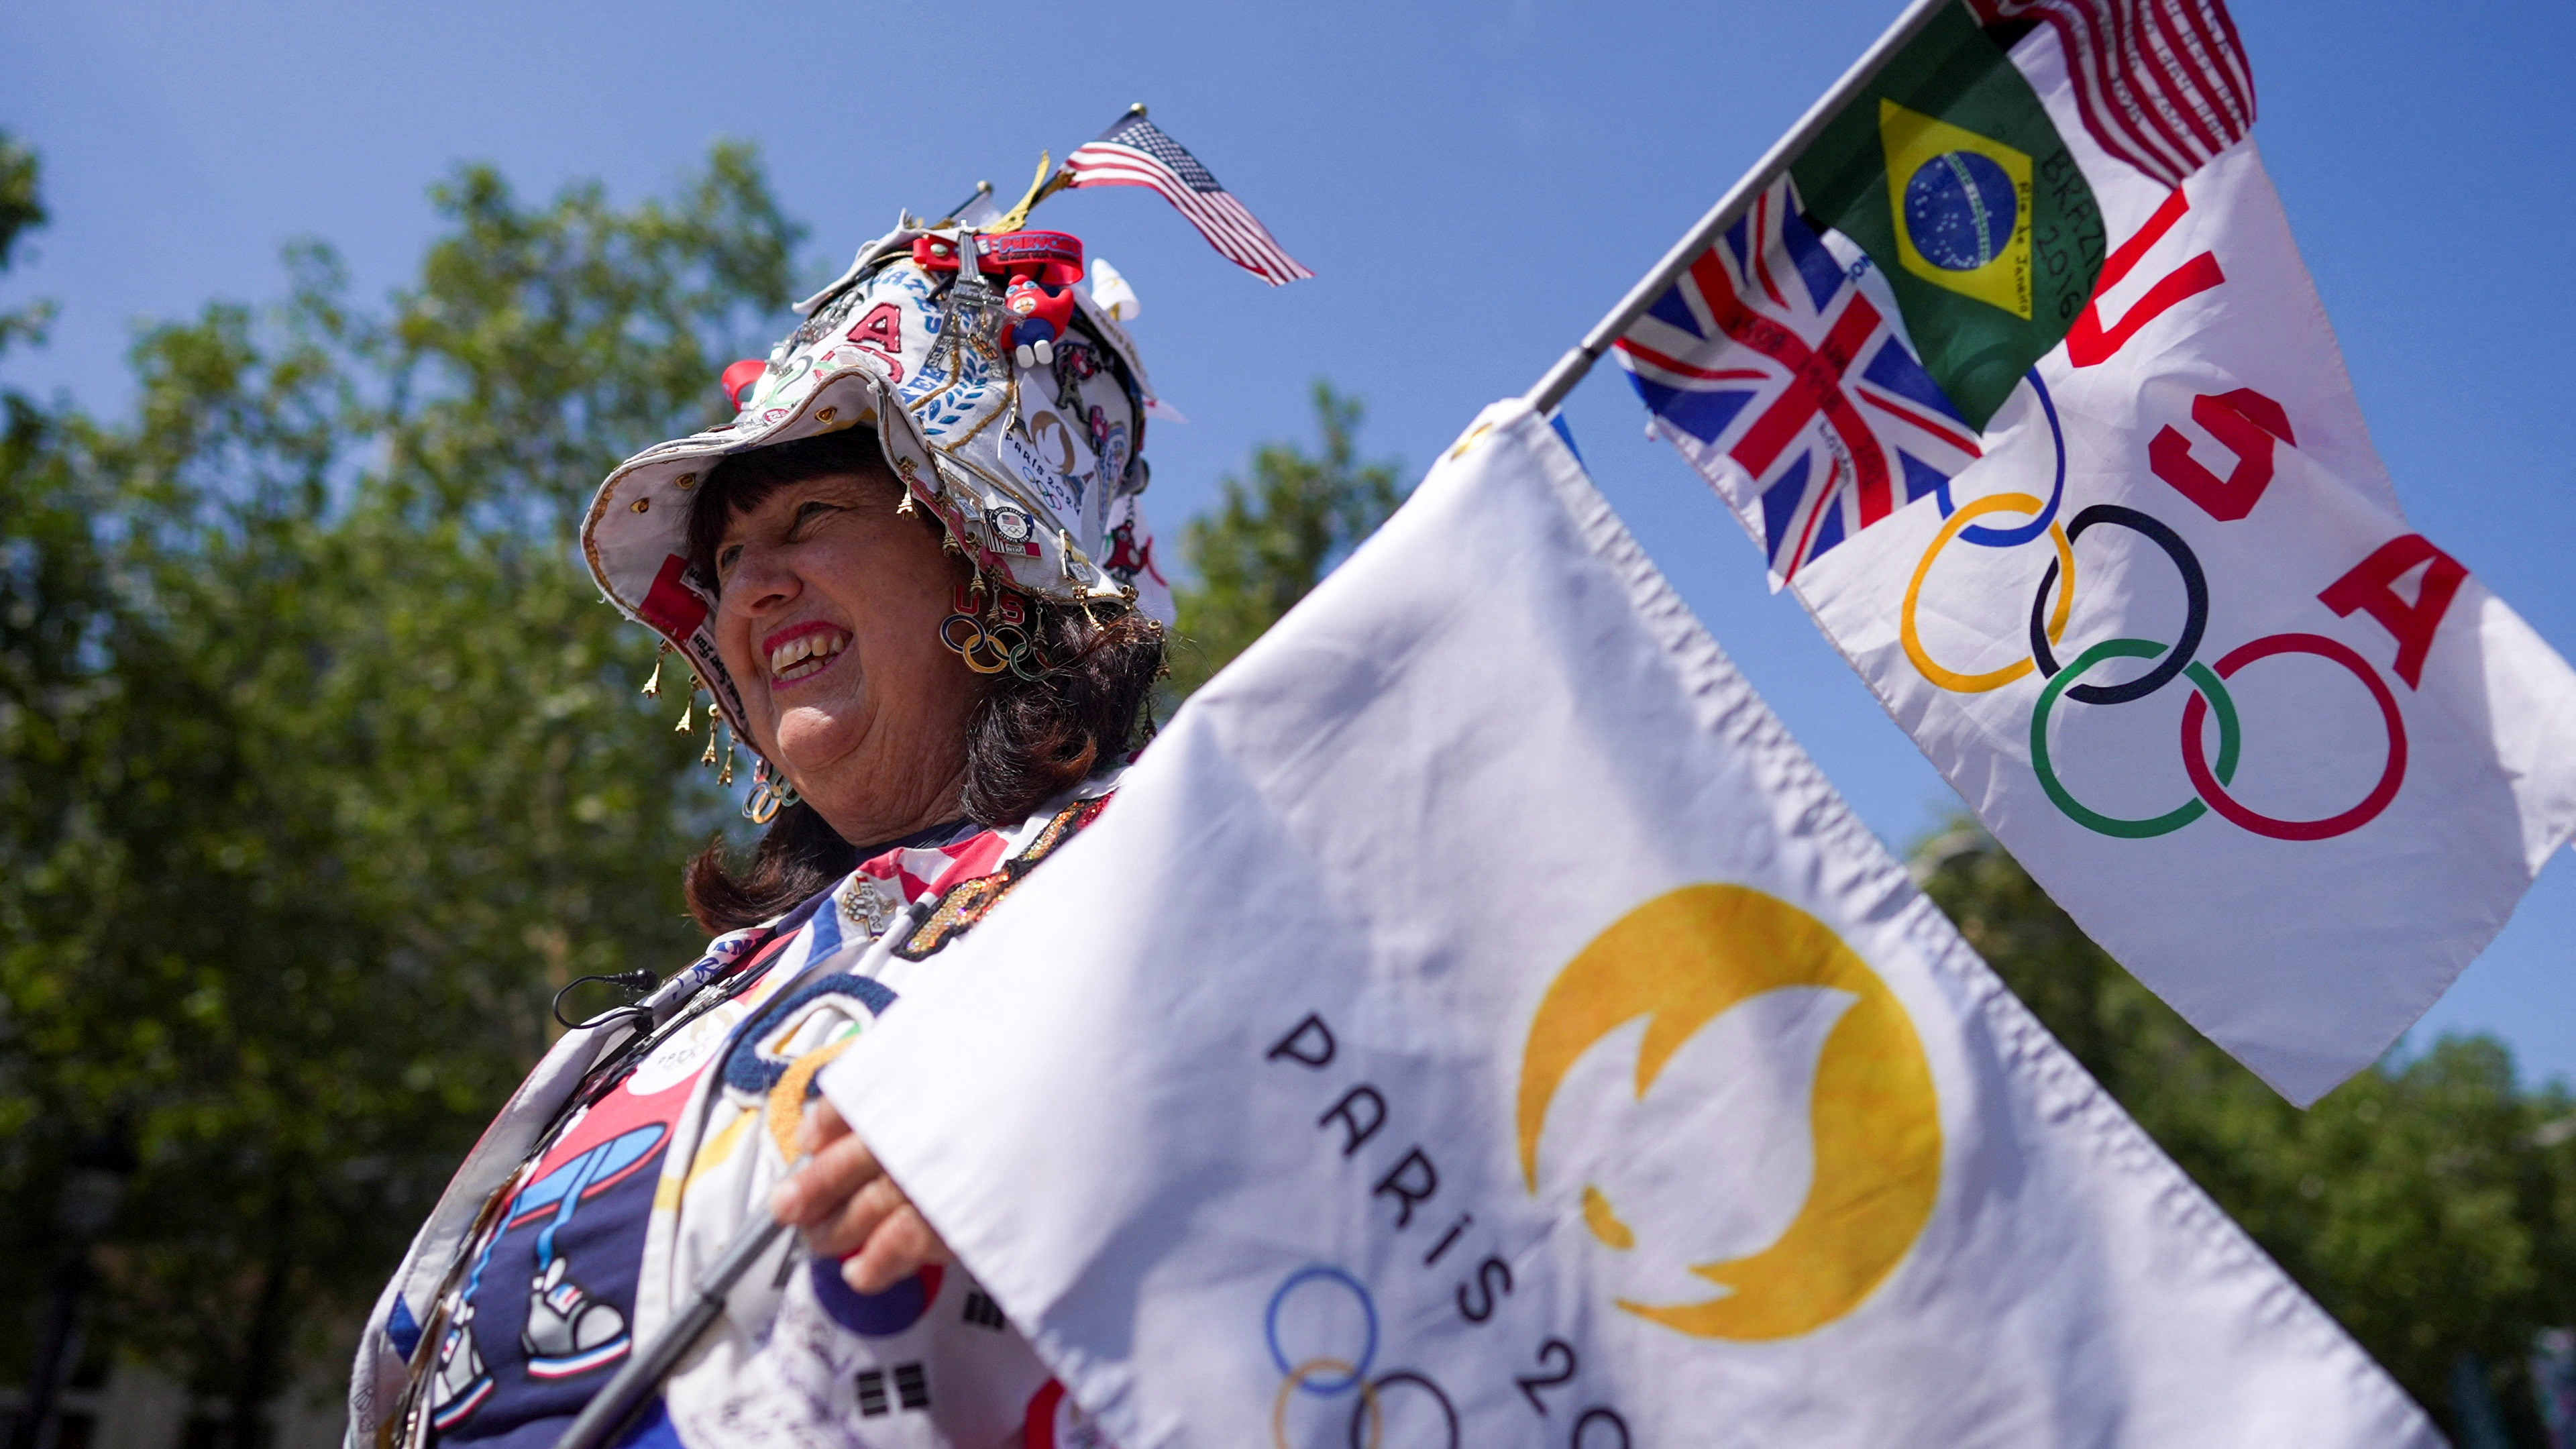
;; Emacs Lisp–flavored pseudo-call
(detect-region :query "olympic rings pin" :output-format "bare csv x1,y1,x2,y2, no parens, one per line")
1902,372,2406,842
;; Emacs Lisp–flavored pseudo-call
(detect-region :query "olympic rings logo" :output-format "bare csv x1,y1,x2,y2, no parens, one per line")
1263,1267,1458,1449
1900,374,2408,842
939,580,1054,680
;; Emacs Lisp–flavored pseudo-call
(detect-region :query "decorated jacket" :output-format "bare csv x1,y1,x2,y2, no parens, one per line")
347,782,1122,1449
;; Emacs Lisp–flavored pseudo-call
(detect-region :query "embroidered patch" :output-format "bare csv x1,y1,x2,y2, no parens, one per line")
894,796,1111,961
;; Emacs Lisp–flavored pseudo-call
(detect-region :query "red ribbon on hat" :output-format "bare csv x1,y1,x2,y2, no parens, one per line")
912,230,1085,288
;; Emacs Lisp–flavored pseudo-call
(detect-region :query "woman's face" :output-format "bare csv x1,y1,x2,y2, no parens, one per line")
711,470,981,845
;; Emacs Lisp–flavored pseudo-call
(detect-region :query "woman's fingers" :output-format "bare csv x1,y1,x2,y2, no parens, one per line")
796,1097,851,1155
768,1112,880,1228
764,1107,951,1292
800,1171,910,1260
841,1203,954,1295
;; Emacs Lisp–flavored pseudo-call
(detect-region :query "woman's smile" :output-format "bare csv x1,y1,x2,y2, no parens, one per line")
763,621,853,690
705,467,985,845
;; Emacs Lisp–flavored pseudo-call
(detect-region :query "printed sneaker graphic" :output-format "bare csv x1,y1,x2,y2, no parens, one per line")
521,1254,631,1379
427,1303,494,1432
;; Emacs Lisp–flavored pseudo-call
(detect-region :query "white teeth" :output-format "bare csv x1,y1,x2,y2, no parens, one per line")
768,631,849,681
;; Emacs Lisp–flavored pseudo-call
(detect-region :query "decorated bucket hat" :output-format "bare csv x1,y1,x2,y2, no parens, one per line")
582,111,1305,795
580,216,1174,750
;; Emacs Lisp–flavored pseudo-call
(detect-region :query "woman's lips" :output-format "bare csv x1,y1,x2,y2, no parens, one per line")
766,625,852,688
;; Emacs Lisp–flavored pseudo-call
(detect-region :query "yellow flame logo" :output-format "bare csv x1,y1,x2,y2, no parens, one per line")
1515,884,1941,1340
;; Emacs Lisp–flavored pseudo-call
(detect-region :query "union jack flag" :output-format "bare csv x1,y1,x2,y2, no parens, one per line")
1618,177,1984,586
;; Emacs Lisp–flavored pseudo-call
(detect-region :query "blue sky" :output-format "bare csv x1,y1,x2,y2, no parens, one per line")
5,0,2571,1087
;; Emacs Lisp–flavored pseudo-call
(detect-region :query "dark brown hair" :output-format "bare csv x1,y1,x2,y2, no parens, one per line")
678,425,1164,934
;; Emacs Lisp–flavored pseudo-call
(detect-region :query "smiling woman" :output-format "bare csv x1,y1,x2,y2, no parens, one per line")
678,425,1163,933
352,210,1170,1449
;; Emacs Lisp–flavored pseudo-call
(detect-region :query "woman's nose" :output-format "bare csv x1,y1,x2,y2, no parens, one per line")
726,544,801,613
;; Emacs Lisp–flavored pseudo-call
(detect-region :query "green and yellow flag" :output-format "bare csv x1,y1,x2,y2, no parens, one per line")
1790,5,2105,428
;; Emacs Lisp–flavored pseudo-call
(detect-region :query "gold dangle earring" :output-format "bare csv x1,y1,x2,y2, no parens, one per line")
640,639,671,699
682,686,714,767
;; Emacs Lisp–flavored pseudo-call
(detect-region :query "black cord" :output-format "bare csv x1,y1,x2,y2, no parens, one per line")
550,969,661,1033
561,946,777,1118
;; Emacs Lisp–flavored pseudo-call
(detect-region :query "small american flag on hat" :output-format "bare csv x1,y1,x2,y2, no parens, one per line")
1063,108,1313,286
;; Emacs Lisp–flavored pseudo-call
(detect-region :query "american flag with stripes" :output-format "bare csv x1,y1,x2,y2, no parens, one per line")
1617,177,1984,587
1972,0,2254,189
1062,111,1313,286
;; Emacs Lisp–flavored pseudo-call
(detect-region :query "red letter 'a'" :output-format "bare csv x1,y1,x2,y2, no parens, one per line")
2149,387,2296,522
2066,188,2226,368
2318,534,2469,689
848,303,904,355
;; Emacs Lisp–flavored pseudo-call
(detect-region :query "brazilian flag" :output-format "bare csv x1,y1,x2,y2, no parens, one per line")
1790,5,2105,429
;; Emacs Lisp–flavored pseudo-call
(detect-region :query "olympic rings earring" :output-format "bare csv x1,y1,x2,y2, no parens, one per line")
938,579,1054,678
940,612,1012,674
742,759,802,824
985,623,1049,681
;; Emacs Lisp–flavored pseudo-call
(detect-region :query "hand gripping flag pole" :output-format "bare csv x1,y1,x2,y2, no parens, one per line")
1523,0,1951,416
549,894,945,1449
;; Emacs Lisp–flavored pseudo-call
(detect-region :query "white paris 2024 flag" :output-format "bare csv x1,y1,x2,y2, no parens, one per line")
1617,0,2576,1104
820,404,2434,1447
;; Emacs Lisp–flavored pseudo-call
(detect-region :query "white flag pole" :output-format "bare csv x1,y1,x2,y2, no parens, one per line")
1524,0,1955,416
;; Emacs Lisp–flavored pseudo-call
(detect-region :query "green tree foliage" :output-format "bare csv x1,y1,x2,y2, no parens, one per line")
1166,383,1403,696
1917,830,2576,1442
0,140,798,1426
0,138,48,362
0,127,123,1385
